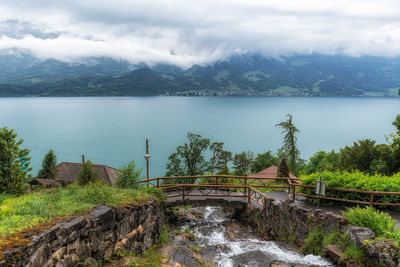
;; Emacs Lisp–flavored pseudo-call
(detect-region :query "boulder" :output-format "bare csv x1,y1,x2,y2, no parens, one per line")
341,225,375,247
322,244,343,263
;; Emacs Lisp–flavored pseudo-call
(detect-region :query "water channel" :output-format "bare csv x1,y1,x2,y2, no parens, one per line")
171,206,334,267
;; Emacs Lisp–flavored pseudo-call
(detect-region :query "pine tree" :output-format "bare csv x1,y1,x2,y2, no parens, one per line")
38,150,57,179
77,160,98,185
275,114,300,172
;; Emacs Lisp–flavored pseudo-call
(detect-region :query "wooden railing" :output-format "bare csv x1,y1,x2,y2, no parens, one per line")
289,183,400,207
137,175,287,208
138,175,400,207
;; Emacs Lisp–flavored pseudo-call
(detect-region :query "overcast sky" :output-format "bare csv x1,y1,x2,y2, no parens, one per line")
1,0,400,67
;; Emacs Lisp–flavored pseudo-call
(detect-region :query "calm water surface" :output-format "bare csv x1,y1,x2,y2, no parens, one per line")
0,97,399,176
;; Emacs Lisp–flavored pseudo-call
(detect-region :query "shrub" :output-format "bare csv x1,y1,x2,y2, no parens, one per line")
300,171,400,203
77,160,98,185
302,229,324,255
116,160,142,188
343,206,396,237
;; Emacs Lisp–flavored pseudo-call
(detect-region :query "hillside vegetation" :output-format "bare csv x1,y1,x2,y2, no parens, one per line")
1,54,400,96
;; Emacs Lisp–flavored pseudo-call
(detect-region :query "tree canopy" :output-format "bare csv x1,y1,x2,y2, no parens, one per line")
0,127,32,194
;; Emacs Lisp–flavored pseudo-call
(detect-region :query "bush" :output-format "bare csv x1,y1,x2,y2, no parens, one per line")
37,150,57,179
300,171,400,203
77,160,98,185
116,161,142,188
343,206,397,237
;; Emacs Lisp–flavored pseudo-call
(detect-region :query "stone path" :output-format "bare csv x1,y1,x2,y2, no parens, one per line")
166,190,400,228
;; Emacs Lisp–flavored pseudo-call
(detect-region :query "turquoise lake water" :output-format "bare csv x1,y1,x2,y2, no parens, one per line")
0,96,399,177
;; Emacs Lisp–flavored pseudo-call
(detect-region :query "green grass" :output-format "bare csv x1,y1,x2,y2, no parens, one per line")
0,194,10,205
303,230,365,263
129,247,165,267
0,182,164,238
343,206,400,245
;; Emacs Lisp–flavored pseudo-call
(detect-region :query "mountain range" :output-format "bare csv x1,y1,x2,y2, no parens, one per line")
1,51,400,97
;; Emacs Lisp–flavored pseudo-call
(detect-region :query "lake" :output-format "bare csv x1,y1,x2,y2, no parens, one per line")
0,96,399,177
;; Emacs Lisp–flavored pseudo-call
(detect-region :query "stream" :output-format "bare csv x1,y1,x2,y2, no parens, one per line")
171,206,334,267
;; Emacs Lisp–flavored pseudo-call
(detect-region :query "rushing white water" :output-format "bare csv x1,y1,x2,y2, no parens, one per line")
188,206,334,267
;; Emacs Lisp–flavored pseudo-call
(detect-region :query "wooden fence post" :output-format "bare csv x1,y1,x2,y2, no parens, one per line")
247,187,250,204
182,185,185,202
291,184,295,202
157,178,159,188
370,193,374,206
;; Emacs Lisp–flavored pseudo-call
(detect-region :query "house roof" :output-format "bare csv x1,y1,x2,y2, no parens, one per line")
29,178,60,186
247,165,298,179
55,162,118,185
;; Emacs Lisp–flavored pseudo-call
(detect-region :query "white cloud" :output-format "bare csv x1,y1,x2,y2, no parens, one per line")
1,0,400,67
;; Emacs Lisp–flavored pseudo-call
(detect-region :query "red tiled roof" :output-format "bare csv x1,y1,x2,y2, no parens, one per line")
247,165,297,179
55,162,118,185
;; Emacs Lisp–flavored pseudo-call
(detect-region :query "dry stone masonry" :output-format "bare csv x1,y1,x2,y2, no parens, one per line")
0,200,161,267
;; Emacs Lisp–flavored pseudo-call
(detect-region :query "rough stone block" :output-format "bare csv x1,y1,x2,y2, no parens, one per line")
63,217,86,234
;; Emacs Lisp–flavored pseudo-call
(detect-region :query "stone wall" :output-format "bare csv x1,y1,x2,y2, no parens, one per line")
0,200,161,267
241,198,400,267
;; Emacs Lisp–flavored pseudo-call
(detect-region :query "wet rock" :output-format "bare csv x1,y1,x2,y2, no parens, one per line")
322,244,343,264
341,225,375,247
363,239,399,267
232,251,275,267
216,244,227,250
270,262,291,267
226,231,236,240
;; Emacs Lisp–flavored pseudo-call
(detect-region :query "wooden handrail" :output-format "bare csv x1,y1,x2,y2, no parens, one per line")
137,175,400,207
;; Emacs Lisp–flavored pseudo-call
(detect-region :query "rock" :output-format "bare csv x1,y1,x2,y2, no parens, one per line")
26,244,52,267
341,225,375,247
226,231,236,240
75,240,90,260
225,222,243,233
79,257,98,267
55,255,74,267
216,244,227,249
322,244,343,263
63,217,86,234
363,239,399,267
271,262,291,267
90,205,114,229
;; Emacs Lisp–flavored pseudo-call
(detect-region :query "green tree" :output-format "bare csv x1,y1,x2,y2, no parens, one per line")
165,152,185,177
165,133,210,180
37,150,57,179
303,150,341,175
116,160,142,188
0,127,32,194
210,142,232,175
250,151,278,173
275,114,300,172
210,142,224,174
340,139,378,174
233,151,254,176
77,160,98,185
277,157,290,177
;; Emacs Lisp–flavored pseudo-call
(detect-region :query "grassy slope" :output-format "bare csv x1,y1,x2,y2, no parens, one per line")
0,183,163,238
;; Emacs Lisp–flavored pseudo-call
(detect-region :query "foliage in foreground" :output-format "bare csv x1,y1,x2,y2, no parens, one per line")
0,183,164,238
300,171,400,203
117,160,142,188
0,127,32,195
302,230,364,263
343,206,400,244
